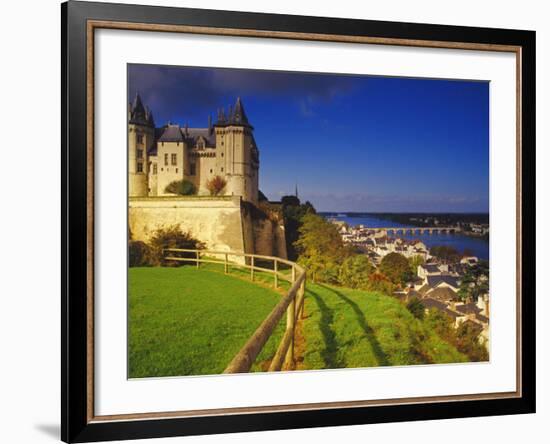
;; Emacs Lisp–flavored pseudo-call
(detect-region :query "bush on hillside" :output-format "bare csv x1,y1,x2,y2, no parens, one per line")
456,321,489,362
129,240,152,267
339,255,375,289
406,297,425,320
365,272,395,295
148,225,204,266
165,180,196,196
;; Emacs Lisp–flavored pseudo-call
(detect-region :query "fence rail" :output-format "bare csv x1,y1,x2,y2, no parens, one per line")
163,248,307,373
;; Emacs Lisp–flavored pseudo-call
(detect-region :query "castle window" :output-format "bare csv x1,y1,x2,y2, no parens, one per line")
136,162,143,173
221,153,224,157
136,134,143,144
152,164,157,175
136,149,143,159
164,153,168,166
210,169,213,174
176,168,178,173
190,163,196,176
171,153,177,165
221,167,224,172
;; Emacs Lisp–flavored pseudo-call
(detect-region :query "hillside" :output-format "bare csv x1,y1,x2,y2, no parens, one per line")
300,283,467,369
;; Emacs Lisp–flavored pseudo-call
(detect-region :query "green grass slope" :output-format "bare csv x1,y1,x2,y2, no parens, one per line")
129,266,284,378
301,283,467,369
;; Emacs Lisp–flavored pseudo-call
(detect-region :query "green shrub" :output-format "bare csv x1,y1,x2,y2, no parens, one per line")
366,272,395,295
406,297,425,320
148,225,204,266
129,240,151,267
339,255,374,289
165,180,196,195
455,321,489,361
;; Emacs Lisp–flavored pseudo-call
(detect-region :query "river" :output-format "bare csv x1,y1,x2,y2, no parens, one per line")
322,213,489,261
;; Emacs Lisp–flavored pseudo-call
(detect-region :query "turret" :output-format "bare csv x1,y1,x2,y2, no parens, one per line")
129,93,155,197
215,97,259,204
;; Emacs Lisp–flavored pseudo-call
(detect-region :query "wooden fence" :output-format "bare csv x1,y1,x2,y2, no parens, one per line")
163,248,307,373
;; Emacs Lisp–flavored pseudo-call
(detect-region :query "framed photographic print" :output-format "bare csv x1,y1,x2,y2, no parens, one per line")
61,1,536,442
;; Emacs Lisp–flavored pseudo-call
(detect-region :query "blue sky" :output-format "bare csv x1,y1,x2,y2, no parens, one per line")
129,64,489,213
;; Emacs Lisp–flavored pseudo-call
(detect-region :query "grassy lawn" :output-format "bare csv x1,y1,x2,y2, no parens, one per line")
128,266,285,378
300,283,467,369
129,264,467,378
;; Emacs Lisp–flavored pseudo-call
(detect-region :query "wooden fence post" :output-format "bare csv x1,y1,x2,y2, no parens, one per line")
284,266,297,369
196,250,200,268
274,259,278,289
224,253,228,274
250,256,255,281
284,297,295,368
299,277,306,319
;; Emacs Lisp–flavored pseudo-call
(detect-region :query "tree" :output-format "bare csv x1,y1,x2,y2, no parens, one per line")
282,198,316,261
457,259,489,302
378,252,411,285
409,254,425,271
456,321,489,361
406,297,425,320
339,255,375,289
429,245,460,263
294,213,347,283
165,180,196,195
206,175,227,196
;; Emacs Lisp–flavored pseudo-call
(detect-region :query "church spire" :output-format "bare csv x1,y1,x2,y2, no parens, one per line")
295,183,299,198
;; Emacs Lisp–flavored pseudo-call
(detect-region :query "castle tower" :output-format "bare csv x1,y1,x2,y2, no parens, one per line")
215,98,259,204
128,93,155,197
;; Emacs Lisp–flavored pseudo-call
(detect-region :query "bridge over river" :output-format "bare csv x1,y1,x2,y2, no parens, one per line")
371,226,461,236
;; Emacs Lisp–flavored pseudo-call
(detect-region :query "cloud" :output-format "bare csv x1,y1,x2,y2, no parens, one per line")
128,64,357,124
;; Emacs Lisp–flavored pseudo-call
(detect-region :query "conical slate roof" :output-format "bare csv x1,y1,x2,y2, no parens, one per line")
231,97,249,126
129,93,153,127
214,97,253,128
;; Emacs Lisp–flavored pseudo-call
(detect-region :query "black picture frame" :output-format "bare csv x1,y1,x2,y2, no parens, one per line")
62,1,536,442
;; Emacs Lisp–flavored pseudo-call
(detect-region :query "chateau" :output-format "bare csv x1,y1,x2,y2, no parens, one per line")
128,94,260,204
